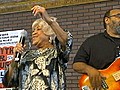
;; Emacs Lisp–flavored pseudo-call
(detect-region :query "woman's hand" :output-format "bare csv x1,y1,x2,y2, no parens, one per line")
31,5,52,24
31,5,46,16
13,43,26,55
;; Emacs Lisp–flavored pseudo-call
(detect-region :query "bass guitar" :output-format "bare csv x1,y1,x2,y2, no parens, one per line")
79,57,120,90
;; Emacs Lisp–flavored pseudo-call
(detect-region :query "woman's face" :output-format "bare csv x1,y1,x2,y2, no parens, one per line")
32,25,49,47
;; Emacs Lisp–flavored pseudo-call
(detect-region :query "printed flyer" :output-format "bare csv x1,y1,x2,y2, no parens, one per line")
0,30,26,88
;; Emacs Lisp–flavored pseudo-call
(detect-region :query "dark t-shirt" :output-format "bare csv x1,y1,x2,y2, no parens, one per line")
73,31,120,69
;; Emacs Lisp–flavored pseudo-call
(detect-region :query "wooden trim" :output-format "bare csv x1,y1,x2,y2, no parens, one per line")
0,0,109,14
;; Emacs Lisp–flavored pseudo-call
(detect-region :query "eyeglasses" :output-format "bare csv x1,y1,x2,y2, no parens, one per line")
108,14,120,18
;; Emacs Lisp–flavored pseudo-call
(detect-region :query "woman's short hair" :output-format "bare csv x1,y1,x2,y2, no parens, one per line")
32,18,56,43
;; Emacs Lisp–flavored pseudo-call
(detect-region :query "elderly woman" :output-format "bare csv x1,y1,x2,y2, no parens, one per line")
3,5,73,90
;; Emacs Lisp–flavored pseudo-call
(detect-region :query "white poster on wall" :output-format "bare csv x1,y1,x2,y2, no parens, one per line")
0,29,27,88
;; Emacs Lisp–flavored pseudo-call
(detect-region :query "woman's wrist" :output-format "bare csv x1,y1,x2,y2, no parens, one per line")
10,60,18,68
47,18,55,25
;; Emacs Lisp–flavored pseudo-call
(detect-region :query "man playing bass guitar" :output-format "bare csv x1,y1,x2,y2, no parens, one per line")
73,9,120,90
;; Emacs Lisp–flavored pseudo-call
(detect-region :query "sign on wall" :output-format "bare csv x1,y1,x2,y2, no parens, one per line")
0,29,26,88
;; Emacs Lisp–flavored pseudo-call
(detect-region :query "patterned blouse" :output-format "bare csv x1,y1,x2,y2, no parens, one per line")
3,31,73,90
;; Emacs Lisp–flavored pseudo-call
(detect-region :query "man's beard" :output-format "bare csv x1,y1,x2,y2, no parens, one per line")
112,21,120,34
115,25,120,34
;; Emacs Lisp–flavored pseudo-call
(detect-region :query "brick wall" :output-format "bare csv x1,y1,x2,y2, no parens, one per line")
0,0,120,90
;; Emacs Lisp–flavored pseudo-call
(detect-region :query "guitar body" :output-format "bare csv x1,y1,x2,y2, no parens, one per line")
79,57,120,90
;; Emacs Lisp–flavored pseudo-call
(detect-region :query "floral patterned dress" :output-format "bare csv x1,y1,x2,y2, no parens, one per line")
3,31,73,90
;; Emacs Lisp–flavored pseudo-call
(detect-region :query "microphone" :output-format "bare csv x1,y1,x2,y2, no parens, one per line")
14,30,28,62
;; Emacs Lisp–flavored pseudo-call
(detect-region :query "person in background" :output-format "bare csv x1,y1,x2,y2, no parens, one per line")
73,9,120,90
3,5,73,90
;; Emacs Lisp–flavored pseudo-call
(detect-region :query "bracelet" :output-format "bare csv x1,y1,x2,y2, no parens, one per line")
47,19,55,25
